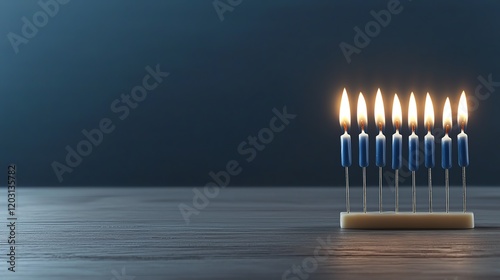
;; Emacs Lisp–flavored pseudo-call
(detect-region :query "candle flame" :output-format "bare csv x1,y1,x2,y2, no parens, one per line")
374,88,385,130
408,92,418,130
443,97,452,132
339,88,351,129
457,91,468,129
424,92,434,130
392,94,402,129
357,92,367,130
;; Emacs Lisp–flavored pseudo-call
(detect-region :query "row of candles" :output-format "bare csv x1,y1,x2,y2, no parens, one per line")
339,89,469,213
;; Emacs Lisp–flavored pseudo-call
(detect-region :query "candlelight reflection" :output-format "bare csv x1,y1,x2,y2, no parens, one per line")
320,230,478,279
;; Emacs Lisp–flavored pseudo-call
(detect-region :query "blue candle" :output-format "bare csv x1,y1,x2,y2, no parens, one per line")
424,93,435,168
441,134,452,169
457,132,468,167
392,94,403,212
408,93,419,171
357,93,369,167
457,92,469,167
391,94,403,170
424,133,435,168
392,131,402,170
339,89,352,167
359,131,369,167
442,98,453,169
376,132,386,167
409,132,419,171
339,88,352,212
374,89,386,167
457,91,469,212
341,132,352,167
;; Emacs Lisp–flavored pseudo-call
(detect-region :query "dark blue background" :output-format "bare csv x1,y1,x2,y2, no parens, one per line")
0,0,498,186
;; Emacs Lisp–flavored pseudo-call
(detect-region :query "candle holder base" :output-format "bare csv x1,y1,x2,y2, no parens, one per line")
340,212,474,229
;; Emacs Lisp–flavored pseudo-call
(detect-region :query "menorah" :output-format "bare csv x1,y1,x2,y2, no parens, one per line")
338,89,474,229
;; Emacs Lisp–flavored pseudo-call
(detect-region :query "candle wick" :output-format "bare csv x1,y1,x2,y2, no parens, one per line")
445,125,450,135
378,122,383,132
461,122,465,132
343,122,348,133
411,124,416,133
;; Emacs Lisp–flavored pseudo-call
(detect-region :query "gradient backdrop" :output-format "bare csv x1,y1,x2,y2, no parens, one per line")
0,0,498,187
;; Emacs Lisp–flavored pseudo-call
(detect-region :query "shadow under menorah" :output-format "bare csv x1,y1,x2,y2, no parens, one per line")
339,182,475,230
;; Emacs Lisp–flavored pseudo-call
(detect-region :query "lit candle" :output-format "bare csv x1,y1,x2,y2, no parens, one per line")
408,93,418,213
457,91,469,212
374,89,385,212
340,89,352,168
442,97,452,213
457,92,469,168
357,92,368,213
424,93,435,212
424,93,435,169
375,89,386,167
339,89,352,212
408,93,419,172
391,94,403,212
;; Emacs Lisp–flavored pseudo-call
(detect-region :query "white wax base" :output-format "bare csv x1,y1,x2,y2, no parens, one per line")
340,212,474,229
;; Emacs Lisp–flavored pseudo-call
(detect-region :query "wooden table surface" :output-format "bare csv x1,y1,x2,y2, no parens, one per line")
1,186,499,279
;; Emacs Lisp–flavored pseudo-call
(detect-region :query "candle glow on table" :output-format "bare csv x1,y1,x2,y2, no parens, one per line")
374,89,386,212
339,89,352,213
357,93,369,213
442,97,453,213
457,91,469,212
391,94,403,212
424,93,435,212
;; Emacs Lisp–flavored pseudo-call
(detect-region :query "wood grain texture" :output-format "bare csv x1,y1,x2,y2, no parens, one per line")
1,186,499,279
